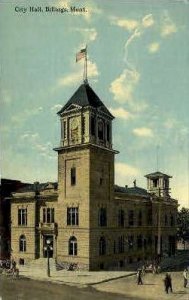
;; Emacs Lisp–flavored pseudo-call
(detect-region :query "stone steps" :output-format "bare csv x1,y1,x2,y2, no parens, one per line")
24,258,57,272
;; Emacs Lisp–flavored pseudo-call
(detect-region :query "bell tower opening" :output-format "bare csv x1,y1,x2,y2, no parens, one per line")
145,171,172,198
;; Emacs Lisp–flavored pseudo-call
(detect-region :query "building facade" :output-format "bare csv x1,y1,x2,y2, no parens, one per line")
10,82,178,270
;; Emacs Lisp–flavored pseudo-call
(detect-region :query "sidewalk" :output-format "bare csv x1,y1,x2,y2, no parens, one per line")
18,265,136,287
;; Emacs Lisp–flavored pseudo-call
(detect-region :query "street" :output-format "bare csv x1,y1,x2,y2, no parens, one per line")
0,276,128,300
95,271,189,300
0,272,189,300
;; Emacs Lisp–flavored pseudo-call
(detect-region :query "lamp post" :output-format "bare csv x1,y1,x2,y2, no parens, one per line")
44,239,53,277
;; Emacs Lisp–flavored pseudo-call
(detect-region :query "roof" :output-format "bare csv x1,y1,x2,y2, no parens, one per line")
15,182,58,193
114,185,149,197
145,171,172,178
57,82,114,118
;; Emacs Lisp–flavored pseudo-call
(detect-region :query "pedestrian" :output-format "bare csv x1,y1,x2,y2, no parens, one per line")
164,273,172,293
137,269,143,285
183,269,188,288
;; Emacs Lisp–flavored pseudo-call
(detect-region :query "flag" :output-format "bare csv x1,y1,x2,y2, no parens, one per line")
76,48,86,62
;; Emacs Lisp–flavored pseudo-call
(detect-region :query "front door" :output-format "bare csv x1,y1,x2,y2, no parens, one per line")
43,235,53,258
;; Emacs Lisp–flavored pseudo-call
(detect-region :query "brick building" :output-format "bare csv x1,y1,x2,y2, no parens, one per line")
10,82,178,270
0,179,29,259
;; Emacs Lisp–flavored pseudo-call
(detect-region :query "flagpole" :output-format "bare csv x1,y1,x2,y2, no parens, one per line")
84,45,88,84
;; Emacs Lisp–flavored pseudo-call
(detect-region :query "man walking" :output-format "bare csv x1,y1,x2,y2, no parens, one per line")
137,269,143,285
164,273,173,293
183,269,188,288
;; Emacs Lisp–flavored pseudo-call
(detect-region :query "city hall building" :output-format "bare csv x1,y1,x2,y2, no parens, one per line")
10,82,178,270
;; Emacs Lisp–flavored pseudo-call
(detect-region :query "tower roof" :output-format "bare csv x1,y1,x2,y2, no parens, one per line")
57,82,114,118
144,171,172,178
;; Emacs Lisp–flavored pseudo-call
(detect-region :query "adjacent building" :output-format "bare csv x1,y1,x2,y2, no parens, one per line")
10,82,178,270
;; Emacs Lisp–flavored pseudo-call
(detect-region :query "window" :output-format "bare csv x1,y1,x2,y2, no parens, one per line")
98,208,107,226
91,116,95,136
118,236,124,253
99,237,106,255
118,209,125,227
147,236,152,247
19,235,26,252
63,121,66,139
165,214,168,226
71,167,76,185
147,209,152,225
67,207,79,226
138,210,142,226
170,214,174,226
98,121,104,140
18,208,27,226
128,210,134,226
128,235,134,250
137,235,143,249
153,179,158,187
82,116,85,136
43,208,54,223
113,240,116,254
69,236,77,256
107,124,110,142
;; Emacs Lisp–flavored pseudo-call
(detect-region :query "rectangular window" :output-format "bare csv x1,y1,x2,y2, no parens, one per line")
82,116,85,135
107,124,110,142
67,207,79,226
128,210,134,226
63,121,66,139
128,235,134,250
118,236,124,253
71,167,76,185
42,208,54,223
91,116,95,136
99,208,107,226
18,208,27,226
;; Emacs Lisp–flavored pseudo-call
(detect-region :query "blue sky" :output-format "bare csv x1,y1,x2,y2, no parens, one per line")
0,0,189,208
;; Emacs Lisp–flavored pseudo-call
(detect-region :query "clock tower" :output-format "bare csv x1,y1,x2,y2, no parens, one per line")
54,82,118,270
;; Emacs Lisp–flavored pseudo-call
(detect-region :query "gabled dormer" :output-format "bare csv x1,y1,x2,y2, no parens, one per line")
56,82,114,149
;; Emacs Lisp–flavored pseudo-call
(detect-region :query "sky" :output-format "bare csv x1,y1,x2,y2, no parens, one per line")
0,0,189,208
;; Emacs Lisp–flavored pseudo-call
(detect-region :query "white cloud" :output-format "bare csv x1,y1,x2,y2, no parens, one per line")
11,107,43,125
51,104,63,112
109,107,134,120
148,42,160,53
110,16,138,31
58,59,99,87
133,127,154,137
142,14,154,28
110,69,140,103
115,162,141,186
161,23,177,37
56,0,102,21
0,89,12,105
74,28,97,41
20,132,56,160
161,13,177,37
116,162,140,177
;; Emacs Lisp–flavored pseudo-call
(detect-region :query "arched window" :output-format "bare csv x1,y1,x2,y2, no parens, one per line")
68,236,77,256
99,237,106,255
118,209,124,227
98,208,107,226
19,235,26,252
